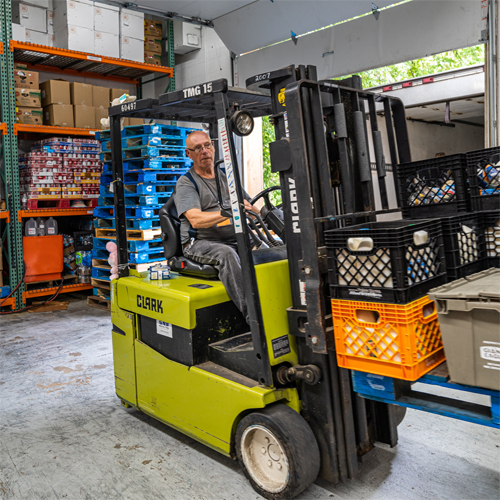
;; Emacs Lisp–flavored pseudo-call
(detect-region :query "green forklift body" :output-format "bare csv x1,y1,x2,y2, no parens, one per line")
111,259,300,455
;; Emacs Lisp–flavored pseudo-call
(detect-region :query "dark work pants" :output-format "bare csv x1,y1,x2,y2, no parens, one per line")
183,239,248,323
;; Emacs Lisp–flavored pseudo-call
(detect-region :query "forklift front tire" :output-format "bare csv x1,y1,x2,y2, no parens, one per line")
235,404,320,500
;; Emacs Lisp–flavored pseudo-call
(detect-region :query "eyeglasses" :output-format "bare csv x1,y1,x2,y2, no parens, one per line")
186,142,214,154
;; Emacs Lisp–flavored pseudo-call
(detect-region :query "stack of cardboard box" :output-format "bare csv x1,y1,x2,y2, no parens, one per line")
144,18,162,66
12,0,54,45
120,8,144,63
15,64,43,125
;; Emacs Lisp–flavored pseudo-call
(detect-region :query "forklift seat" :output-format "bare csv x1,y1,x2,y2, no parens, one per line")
159,196,219,279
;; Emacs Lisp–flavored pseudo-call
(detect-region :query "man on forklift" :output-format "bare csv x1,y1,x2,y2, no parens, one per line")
175,130,259,324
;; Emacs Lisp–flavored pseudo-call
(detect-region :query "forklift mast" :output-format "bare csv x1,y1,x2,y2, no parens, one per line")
247,65,411,483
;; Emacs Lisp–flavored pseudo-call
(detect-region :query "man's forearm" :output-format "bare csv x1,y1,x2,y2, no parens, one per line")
185,209,229,229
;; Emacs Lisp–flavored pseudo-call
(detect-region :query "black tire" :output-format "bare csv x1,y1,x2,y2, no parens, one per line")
235,404,320,500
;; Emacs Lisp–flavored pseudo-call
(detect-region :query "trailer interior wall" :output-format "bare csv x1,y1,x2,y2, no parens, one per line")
236,1,485,85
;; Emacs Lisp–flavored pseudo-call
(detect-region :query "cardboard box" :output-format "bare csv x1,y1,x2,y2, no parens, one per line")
120,36,144,63
25,29,49,45
53,0,93,31
70,82,93,106
44,104,74,127
16,107,43,125
94,31,120,58
17,0,50,8
110,88,128,101
144,35,161,54
12,3,47,32
95,106,108,128
74,104,95,129
12,23,27,42
144,18,162,37
92,86,110,109
144,50,161,66
94,2,119,35
15,88,42,107
40,79,71,106
47,10,54,34
54,25,94,53
120,8,144,38
14,68,39,89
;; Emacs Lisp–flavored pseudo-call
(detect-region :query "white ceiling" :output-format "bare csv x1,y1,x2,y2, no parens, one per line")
135,0,395,54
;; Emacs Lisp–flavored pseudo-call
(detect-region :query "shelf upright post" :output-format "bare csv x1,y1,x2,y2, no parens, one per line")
1,0,25,309
167,20,175,92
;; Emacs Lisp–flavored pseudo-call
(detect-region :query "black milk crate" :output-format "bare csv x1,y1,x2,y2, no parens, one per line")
396,154,469,219
440,213,485,281
324,219,447,304
481,210,500,269
466,147,500,211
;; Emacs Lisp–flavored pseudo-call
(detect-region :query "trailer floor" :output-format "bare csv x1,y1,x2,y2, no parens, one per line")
1,300,499,500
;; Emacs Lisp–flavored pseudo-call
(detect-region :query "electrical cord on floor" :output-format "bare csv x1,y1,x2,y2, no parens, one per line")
0,269,65,315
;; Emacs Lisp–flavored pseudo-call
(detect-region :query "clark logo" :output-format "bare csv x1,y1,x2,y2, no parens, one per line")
137,294,163,313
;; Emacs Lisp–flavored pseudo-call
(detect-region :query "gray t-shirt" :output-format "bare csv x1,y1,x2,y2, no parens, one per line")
175,168,250,244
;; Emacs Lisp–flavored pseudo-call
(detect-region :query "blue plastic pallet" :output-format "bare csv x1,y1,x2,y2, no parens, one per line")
92,248,110,260
100,183,175,196
101,170,187,185
93,287,111,299
92,267,111,280
102,157,192,170
129,249,166,263
94,205,161,219
93,237,163,253
121,124,190,137
100,145,187,161
102,134,186,151
351,367,500,429
98,192,171,206
95,217,161,230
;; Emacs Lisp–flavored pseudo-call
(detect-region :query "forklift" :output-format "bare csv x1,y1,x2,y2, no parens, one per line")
108,65,411,499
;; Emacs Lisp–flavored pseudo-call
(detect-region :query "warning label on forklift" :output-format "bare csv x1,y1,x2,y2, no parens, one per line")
272,335,291,359
156,320,173,338
218,117,243,233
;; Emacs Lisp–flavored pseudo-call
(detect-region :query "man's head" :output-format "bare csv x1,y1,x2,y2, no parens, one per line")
185,130,215,175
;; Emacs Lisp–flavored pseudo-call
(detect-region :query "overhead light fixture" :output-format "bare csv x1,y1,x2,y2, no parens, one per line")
231,109,254,137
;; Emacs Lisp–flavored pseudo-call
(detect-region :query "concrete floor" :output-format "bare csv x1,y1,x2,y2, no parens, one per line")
1,299,499,500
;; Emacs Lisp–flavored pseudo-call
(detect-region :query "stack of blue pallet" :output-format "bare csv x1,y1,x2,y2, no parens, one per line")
90,123,193,304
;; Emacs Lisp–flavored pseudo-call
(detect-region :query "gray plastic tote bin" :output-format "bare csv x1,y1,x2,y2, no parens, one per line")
428,268,500,391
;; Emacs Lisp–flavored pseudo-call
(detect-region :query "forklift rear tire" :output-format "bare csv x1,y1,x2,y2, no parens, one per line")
235,404,320,500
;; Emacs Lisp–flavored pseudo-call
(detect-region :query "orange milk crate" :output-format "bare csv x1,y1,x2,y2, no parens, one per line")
331,295,445,381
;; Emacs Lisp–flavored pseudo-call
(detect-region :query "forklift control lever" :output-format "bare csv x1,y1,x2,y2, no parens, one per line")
277,364,322,386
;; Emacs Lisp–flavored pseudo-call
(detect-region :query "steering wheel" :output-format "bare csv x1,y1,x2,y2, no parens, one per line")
249,186,281,211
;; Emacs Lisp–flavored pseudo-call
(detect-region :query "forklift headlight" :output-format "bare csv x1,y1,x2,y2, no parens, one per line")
231,110,254,137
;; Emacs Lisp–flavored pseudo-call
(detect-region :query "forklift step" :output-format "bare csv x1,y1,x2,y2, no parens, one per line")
93,205,162,219
209,332,253,353
95,217,161,230
101,169,187,184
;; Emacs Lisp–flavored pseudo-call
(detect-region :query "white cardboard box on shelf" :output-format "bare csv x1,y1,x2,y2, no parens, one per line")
12,23,27,42
120,35,144,63
94,31,119,58
54,25,94,53
120,8,144,39
25,28,49,45
12,3,47,32
13,0,50,8
47,10,53,34
53,0,93,32
94,2,119,35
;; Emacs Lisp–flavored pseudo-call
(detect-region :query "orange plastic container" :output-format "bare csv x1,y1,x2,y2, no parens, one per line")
23,235,63,283
331,296,445,381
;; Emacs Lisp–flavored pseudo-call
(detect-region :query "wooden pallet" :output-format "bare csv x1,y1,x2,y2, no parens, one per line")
87,295,111,311
91,277,110,290
95,227,161,241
